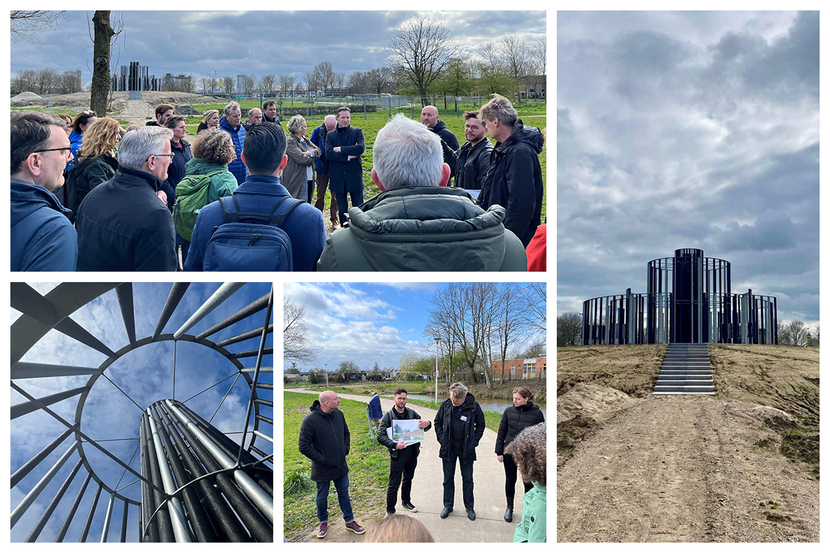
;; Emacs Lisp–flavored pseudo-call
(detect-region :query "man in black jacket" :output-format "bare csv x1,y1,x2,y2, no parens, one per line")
298,391,365,538
421,105,459,181
478,93,545,248
75,126,178,271
454,110,493,191
434,382,485,521
377,388,432,515
325,106,365,226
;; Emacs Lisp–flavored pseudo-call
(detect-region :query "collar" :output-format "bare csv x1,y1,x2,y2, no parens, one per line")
116,165,163,192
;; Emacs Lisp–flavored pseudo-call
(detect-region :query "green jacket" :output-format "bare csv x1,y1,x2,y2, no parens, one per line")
317,186,527,271
183,157,238,204
513,483,546,543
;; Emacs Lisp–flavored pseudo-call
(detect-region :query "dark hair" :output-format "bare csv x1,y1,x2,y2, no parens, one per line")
155,104,174,117
71,110,97,133
513,386,533,400
11,111,66,174
164,115,187,130
463,110,481,121
263,100,276,110
336,106,351,115
393,388,408,396
243,122,287,174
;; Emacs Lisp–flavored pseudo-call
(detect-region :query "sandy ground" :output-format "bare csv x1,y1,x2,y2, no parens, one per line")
557,344,819,542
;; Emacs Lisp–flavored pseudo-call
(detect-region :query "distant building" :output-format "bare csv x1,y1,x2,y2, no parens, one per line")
492,357,547,380
111,61,160,92
519,75,546,99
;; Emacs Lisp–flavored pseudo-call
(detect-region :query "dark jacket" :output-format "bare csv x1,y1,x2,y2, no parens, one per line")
430,120,460,178
65,153,119,221
160,139,192,211
325,125,365,195
263,113,282,127
11,178,77,271
75,165,178,271
310,124,330,174
184,174,326,271
378,406,432,460
495,401,545,455
317,186,527,272
219,115,247,184
454,139,493,190
298,401,350,482
434,393,485,463
478,120,544,248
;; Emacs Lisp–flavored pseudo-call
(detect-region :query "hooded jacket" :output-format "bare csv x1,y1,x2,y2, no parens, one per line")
75,166,178,271
513,483,546,543
478,119,544,248
434,393,485,464
182,157,238,205
11,178,77,271
495,401,545,456
454,138,493,190
378,406,432,460
316,187,527,272
298,400,351,482
219,115,247,184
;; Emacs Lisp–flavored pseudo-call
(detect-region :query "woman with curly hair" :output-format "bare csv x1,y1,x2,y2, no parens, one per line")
197,109,220,134
177,127,239,264
64,117,121,221
495,386,545,522
282,114,320,202
504,422,546,543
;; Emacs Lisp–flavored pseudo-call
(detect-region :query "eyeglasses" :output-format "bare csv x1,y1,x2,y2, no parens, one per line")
147,153,175,160
32,147,73,155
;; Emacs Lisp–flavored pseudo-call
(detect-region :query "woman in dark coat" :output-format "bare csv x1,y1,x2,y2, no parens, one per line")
495,386,545,522
64,117,121,221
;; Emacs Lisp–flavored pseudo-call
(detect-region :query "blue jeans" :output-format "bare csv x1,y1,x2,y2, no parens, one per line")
442,450,474,509
334,189,364,226
316,473,354,524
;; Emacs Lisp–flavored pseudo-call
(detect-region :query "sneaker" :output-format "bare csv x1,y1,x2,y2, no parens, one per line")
402,501,418,513
316,522,328,539
345,521,365,535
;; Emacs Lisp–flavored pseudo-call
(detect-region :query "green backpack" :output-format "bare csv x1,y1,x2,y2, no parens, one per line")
173,169,227,241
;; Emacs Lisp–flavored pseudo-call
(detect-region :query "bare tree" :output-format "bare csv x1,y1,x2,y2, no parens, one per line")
89,11,115,117
312,62,335,94
491,283,533,384
532,36,547,75
278,74,296,98
11,10,66,42
239,74,256,96
347,71,369,94
781,320,809,346
367,67,394,94
260,74,277,96
222,76,235,96
304,71,319,96
284,297,315,364
557,312,582,346
387,13,459,106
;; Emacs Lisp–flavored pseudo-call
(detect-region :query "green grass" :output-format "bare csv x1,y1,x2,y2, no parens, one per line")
283,392,389,538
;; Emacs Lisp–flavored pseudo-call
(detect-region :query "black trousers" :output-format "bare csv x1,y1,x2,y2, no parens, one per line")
503,453,533,507
442,450,474,509
386,451,418,512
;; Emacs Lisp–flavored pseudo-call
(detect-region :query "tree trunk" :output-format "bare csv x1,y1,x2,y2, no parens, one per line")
90,11,114,117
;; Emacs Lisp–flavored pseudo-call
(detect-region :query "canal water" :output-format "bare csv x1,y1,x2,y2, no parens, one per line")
390,394,547,418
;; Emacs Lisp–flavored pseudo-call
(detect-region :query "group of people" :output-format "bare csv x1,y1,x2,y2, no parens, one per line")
11,93,545,272
298,384,546,543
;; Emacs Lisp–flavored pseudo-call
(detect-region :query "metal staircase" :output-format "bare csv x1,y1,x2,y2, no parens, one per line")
653,343,714,395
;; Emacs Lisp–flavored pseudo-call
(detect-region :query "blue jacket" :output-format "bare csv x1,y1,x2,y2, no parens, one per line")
219,115,247,184
11,178,77,271
67,130,83,171
184,174,326,271
310,124,329,174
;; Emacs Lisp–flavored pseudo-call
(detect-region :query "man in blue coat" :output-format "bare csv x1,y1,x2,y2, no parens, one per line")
325,106,365,226
11,111,77,271
219,101,248,184
310,114,339,228
185,122,326,271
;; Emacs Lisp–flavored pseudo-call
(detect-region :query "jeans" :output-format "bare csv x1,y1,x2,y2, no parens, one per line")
442,450,474,509
387,451,418,512
503,453,533,507
334,189,364,227
315,473,354,524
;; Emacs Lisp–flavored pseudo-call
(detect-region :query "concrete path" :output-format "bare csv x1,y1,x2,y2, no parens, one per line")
290,390,522,543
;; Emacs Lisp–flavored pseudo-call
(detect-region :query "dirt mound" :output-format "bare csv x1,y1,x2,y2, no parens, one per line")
557,344,664,397
11,91,42,103
557,382,636,455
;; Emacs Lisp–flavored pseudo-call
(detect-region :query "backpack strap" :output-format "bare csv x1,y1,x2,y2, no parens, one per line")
219,195,303,226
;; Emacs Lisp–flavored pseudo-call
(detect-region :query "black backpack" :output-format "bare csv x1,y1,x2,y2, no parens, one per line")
202,195,302,271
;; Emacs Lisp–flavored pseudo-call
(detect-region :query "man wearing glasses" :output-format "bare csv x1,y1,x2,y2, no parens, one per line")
75,126,178,271
11,111,78,271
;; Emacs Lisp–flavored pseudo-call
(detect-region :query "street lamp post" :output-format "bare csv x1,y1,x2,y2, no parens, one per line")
434,337,440,403
325,363,329,387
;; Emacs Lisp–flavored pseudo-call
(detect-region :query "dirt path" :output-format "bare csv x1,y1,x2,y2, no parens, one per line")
557,395,819,542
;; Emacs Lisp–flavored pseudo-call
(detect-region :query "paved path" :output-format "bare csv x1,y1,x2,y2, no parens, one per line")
290,390,522,543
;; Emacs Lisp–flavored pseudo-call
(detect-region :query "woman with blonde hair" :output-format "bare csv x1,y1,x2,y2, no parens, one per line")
282,114,320,201
64,117,121,221
197,109,220,134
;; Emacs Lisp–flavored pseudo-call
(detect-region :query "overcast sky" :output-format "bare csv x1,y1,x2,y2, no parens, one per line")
284,282,546,375
10,282,273,542
557,11,819,328
10,10,546,86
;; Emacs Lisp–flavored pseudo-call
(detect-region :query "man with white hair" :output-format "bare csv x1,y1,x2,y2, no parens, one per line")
243,107,262,132
317,114,526,271
75,126,178,271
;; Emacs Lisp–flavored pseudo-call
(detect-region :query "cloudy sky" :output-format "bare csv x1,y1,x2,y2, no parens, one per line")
10,282,273,542
557,11,819,328
284,282,546,375
10,10,546,86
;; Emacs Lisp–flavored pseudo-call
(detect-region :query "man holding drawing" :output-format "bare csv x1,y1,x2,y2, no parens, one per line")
377,388,432,516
